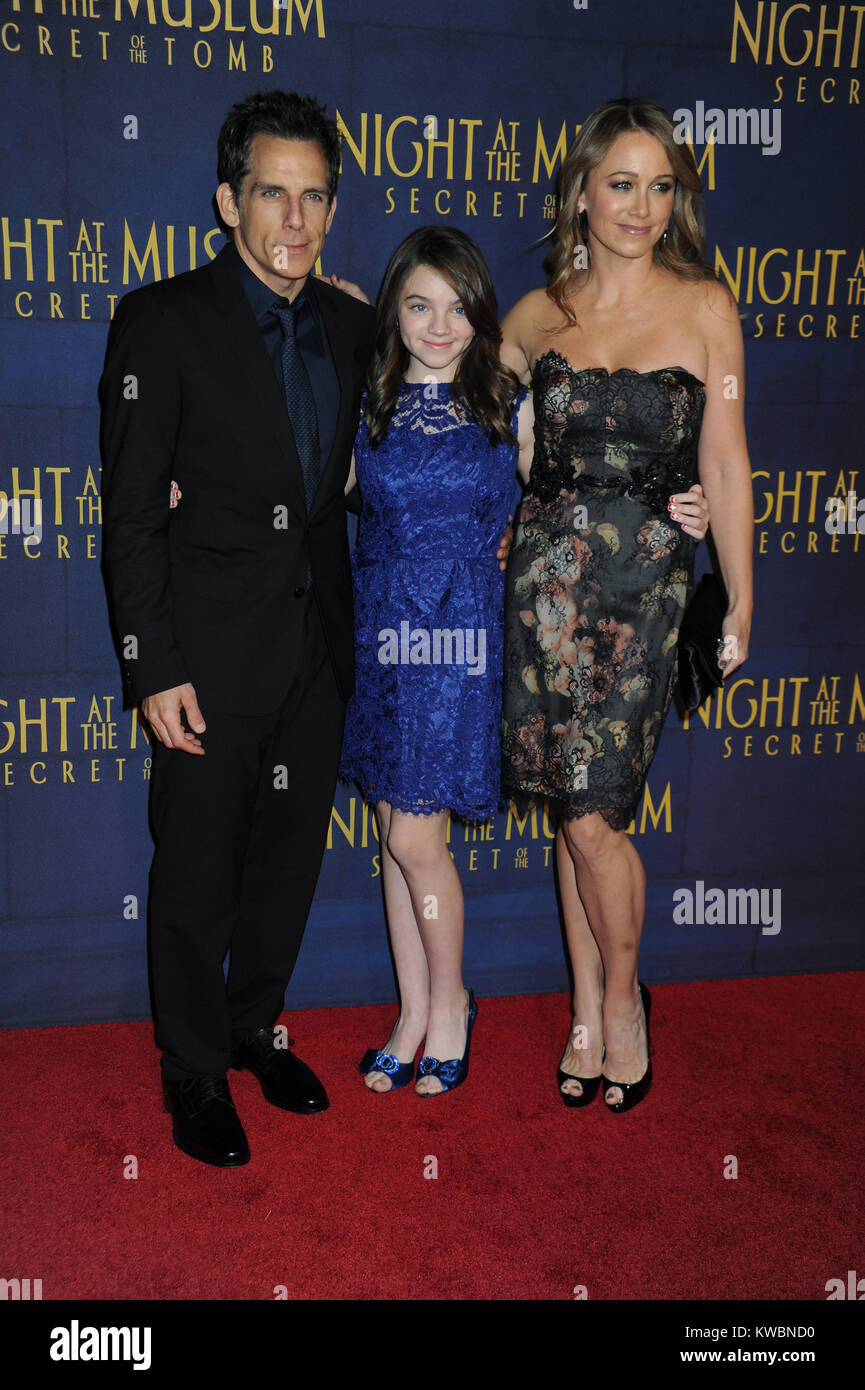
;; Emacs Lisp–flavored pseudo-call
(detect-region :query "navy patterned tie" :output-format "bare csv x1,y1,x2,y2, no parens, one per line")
271,299,321,511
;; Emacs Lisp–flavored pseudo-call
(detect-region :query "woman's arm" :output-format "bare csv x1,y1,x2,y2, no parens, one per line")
516,391,535,484
495,391,534,571
696,282,754,677
494,296,539,569
500,292,540,385
344,450,357,496
344,450,362,515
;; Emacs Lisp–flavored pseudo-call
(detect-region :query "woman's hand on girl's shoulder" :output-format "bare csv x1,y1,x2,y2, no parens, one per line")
316,273,372,305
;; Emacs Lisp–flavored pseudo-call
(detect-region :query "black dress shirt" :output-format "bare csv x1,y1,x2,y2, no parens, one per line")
228,243,340,486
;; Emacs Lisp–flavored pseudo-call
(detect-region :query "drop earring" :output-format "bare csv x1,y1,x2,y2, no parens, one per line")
577,208,590,265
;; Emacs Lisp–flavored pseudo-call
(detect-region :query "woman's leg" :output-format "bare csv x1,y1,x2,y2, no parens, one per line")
384,809,469,1096
558,812,649,1107
362,801,431,1092
555,827,605,1097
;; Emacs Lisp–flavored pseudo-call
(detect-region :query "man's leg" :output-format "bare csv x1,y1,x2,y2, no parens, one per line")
147,707,275,1081
226,593,345,1041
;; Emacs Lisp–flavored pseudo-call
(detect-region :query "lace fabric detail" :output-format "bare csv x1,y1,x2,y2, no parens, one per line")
502,358,704,827
528,351,705,513
386,382,473,437
340,381,525,821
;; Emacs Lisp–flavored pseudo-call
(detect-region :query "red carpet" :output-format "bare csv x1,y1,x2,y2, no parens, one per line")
2,975,862,1301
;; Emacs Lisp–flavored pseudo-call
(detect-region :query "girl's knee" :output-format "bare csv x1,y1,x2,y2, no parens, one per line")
386,815,443,874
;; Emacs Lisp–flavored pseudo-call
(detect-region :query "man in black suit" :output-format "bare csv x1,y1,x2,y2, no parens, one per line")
100,91,375,1167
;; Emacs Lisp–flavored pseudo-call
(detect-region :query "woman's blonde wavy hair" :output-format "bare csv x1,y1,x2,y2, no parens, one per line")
547,97,717,324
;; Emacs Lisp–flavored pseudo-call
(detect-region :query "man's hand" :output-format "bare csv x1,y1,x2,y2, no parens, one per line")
496,515,514,571
669,483,710,540
141,682,206,754
315,273,372,305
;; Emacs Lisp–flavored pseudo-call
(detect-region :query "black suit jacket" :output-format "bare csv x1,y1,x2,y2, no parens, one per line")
99,244,374,715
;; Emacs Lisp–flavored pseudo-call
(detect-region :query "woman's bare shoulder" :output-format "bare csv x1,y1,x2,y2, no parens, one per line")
673,271,738,322
502,287,566,368
502,285,557,329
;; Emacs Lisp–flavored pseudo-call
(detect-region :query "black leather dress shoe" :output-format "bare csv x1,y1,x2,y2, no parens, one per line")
232,1028,329,1113
162,1075,251,1167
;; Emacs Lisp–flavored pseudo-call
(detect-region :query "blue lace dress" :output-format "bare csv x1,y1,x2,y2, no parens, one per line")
339,380,524,819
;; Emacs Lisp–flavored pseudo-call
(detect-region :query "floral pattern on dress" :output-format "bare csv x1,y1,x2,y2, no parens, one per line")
502,353,705,830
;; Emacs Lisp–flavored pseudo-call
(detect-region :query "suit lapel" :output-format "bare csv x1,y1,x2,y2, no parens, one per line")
204,246,307,516
308,277,360,515
201,249,362,520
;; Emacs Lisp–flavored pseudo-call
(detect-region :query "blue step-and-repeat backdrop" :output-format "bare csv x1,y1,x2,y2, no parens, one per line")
1,1,862,1028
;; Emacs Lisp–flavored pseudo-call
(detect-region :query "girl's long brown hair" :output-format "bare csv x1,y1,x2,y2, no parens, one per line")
547,97,717,325
365,225,519,447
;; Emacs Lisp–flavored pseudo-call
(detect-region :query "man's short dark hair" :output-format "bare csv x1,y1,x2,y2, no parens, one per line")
217,90,341,205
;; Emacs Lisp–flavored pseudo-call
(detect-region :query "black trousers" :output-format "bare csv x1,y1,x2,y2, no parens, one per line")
146,594,346,1080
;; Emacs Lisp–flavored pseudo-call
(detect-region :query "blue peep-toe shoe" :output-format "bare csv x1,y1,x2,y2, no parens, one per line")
416,989,478,1095
358,1047,415,1092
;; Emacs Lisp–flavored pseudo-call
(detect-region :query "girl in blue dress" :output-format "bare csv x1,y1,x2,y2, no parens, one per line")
339,227,533,1096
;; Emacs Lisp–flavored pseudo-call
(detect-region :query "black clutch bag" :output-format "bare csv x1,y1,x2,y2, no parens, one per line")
677,573,728,713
